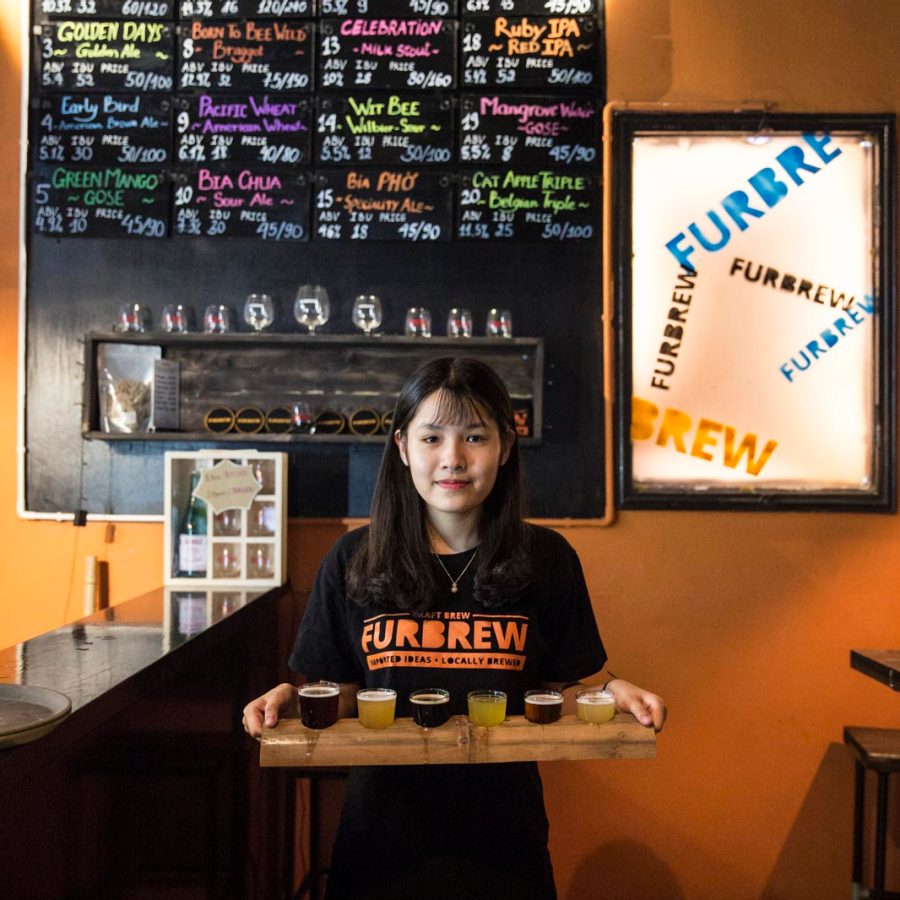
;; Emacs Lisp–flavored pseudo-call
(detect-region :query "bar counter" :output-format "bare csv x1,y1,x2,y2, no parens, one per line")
0,583,296,899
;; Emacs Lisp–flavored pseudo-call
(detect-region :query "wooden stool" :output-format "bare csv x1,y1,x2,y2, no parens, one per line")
844,727,900,900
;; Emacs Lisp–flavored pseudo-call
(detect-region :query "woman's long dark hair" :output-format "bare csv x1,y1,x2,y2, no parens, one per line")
347,356,531,612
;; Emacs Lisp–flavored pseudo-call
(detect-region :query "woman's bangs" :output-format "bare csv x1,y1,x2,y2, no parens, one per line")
430,389,488,428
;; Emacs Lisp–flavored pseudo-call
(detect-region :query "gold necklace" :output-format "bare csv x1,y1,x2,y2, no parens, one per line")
433,548,478,593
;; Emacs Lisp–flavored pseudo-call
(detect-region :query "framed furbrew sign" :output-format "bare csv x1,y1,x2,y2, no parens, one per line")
611,110,896,511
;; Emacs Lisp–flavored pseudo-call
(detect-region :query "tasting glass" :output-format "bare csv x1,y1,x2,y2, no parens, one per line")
467,690,507,727
299,681,341,730
351,294,383,336
356,688,397,730
243,293,274,333
291,401,316,435
575,688,616,724
247,543,274,579
161,303,192,334
486,308,513,339
203,304,233,334
405,306,432,337
447,307,473,338
115,302,150,333
293,284,330,335
213,543,241,579
212,508,242,537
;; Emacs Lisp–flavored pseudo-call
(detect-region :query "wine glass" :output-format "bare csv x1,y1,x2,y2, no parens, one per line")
243,293,274,333
486,308,513,339
293,284,330,335
405,306,432,337
351,294,383,336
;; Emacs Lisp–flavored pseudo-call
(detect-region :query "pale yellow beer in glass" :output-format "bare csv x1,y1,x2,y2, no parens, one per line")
356,688,397,729
467,690,507,727
576,689,616,723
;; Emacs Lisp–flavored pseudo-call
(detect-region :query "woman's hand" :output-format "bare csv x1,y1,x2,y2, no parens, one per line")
242,682,298,739
606,679,667,732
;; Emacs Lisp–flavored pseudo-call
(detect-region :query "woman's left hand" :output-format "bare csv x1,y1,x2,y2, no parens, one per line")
606,679,667,732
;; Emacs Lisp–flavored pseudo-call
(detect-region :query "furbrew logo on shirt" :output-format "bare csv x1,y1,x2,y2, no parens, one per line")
361,611,529,671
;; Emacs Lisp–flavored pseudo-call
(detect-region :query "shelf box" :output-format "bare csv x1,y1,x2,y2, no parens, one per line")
164,450,287,588
82,333,544,445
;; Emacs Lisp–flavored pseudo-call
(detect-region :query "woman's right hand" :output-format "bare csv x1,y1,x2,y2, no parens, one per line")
242,682,298,739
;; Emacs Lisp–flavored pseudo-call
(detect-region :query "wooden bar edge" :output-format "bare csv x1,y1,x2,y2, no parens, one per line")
259,713,656,767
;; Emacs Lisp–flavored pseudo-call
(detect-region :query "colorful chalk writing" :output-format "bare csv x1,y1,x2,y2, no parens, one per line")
459,93,597,166
316,94,454,165
314,169,452,241
457,168,596,240
318,19,457,90
32,165,169,237
173,167,310,238
34,93,171,166
37,0,174,18
176,94,311,165
320,0,457,13
460,16,598,89
39,20,174,92
462,0,594,15
179,19,313,92
179,0,313,17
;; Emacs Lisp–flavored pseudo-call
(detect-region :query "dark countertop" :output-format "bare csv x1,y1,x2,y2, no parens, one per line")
851,649,900,691
0,582,294,898
1,586,270,710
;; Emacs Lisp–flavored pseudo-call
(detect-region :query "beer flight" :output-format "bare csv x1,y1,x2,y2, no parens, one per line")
297,681,617,730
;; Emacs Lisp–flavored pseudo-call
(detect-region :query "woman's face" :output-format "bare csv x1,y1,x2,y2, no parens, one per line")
395,390,510,523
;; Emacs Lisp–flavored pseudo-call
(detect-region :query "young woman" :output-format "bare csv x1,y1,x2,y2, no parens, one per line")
243,356,666,900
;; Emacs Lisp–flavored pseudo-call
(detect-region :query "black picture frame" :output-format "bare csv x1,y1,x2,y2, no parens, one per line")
611,110,896,511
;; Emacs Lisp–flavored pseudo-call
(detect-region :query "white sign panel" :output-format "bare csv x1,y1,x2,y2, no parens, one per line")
628,130,880,493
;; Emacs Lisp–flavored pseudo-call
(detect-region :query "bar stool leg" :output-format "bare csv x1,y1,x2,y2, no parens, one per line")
873,772,889,900
852,760,865,892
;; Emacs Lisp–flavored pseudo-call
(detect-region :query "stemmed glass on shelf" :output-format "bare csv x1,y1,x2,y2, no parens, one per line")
351,294,383,336
294,285,330,335
243,293,274,333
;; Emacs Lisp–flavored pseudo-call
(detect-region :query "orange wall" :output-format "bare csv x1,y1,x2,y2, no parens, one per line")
2,2,900,898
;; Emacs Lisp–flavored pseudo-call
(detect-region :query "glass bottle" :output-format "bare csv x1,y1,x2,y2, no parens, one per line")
177,470,208,577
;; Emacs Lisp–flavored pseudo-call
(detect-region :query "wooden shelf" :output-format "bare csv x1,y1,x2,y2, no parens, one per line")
259,714,656,767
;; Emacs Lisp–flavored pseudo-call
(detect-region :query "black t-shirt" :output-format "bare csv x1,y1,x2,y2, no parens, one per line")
289,524,607,900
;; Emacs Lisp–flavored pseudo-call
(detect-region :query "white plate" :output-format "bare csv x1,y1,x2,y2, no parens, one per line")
0,684,72,749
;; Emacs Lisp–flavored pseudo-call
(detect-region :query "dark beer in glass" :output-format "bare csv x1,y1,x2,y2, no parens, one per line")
410,689,450,728
299,681,340,729
524,690,564,724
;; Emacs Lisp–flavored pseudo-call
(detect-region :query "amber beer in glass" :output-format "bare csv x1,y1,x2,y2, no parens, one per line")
299,681,340,729
410,689,450,727
524,689,564,724
467,690,507,727
356,688,397,729
576,688,616,723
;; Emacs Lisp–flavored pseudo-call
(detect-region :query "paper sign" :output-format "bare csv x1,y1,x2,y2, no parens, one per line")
193,459,261,513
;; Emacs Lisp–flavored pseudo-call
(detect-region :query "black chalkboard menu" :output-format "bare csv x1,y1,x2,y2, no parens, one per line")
24,0,608,518
463,0,594,14
459,93,597,166
316,94,454,164
37,0,175,17
174,167,310,237
314,168,452,240
179,19,314,92
176,94,311,164
180,0,313,16
457,168,596,240
460,16,599,89
34,93,173,165
38,21,175,92
318,19,457,91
